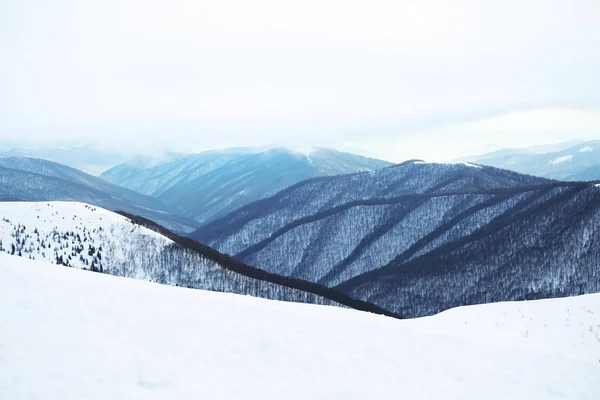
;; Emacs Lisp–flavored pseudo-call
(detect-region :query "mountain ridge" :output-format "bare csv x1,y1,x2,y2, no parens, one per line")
0,144,127,175
102,147,393,223
0,201,398,317
192,161,551,252
0,157,199,234
461,140,600,181
191,161,600,317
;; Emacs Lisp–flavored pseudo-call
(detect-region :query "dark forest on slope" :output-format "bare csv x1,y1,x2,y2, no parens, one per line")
192,161,600,317
0,200,397,318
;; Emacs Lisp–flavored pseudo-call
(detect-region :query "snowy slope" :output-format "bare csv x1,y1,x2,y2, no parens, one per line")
0,201,171,273
0,202,348,308
1,254,598,400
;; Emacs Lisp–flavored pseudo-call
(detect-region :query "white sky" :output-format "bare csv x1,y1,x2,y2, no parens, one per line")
1,0,599,161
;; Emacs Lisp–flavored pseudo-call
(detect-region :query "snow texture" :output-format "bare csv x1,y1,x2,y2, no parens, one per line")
1,253,599,400
549,154,574,165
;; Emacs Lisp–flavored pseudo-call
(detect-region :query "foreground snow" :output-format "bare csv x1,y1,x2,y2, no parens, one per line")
1,254,599,400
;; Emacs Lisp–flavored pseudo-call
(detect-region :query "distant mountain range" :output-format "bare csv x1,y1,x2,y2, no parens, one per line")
0,157,198,234
101,148,393,224
192,161,600,317
0,144,127,175
459,140,600,181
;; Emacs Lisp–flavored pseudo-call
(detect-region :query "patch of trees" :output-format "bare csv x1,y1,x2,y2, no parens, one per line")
186,160,600,318
116,211,403,319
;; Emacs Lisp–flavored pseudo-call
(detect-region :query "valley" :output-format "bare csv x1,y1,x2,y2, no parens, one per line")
2,154,600,320
3,2,598,397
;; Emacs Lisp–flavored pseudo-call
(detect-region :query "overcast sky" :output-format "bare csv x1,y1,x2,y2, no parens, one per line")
1,0,599,161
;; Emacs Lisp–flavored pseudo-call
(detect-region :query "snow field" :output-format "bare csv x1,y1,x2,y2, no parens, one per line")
1,253,599,400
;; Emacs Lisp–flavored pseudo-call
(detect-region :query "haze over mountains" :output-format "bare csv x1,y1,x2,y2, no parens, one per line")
460,140,600,181
457,140,584,162
0,157,199,234
102,147,392,223
0,144,128,175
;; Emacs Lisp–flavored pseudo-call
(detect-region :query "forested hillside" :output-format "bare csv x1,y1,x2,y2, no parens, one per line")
192,161,548,253
0,201,395,315
192,161,600,317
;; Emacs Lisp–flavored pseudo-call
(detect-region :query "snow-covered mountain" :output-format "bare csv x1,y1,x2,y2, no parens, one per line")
1,253,598,399
101,147,393,223
192,161,600,317
0,144,127,175
455,140,584,163
461,140,600,181
0,157,198,234
0,201,394,313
